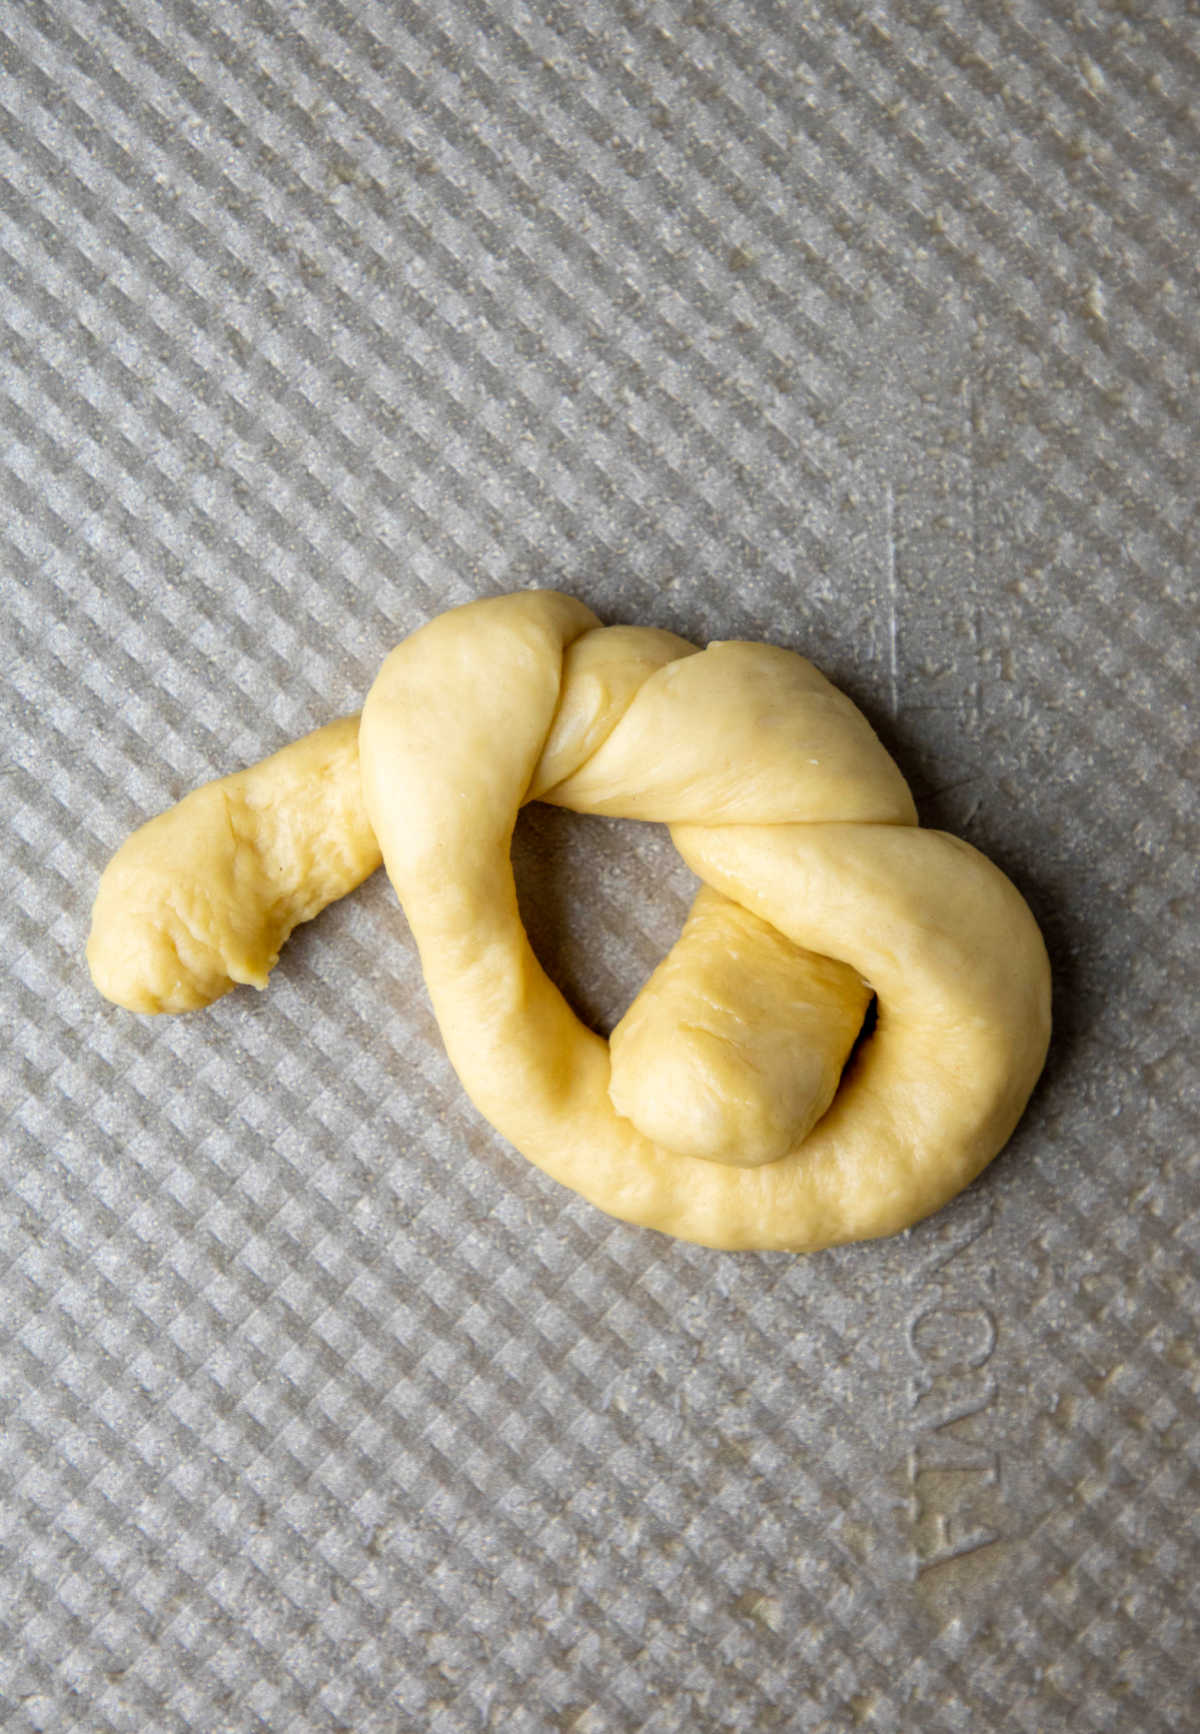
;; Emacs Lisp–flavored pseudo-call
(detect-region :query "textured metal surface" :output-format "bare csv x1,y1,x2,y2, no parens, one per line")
2,1,1198,1728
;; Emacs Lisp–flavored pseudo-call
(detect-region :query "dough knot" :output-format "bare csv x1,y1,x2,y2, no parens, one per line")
89,591,1050,1250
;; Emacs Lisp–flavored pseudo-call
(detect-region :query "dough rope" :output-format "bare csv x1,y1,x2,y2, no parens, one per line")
88,591,1051,1251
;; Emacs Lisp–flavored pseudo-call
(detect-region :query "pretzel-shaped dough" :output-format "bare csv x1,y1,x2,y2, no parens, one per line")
88,591,1051,1251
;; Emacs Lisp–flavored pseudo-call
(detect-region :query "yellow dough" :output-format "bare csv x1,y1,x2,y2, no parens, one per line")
88,590,1051,1251
87,716,380,1014
608,887,872,1170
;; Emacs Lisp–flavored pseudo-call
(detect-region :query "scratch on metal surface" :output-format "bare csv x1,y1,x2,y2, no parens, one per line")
965,379,983,732
884,481,899,718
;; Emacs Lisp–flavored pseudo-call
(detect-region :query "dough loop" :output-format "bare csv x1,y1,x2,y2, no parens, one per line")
89,591,1051,1251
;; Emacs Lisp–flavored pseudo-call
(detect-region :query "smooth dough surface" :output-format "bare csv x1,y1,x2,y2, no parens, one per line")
89,590,1051,1251
608,886,872,1169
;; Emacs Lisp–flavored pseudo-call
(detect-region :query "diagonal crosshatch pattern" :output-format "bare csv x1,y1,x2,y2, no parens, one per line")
1,0,1198,1728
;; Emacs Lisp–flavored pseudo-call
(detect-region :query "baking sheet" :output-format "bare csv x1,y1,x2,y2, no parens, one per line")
2,0,1198,1728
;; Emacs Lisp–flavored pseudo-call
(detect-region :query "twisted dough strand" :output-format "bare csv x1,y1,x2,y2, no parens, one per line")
89,591,1050,1251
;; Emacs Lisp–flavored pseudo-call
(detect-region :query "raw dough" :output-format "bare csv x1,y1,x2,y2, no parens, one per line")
89,590,1051,1251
